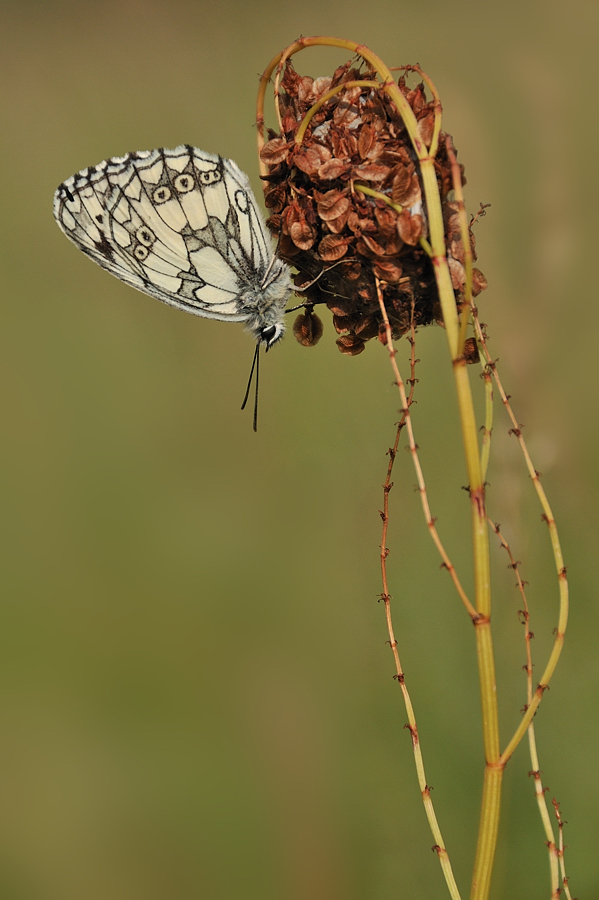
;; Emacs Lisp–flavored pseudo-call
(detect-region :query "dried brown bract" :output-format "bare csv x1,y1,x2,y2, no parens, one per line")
260,60,487,353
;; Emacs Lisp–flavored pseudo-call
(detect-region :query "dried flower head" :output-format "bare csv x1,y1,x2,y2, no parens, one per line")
260,60,486,354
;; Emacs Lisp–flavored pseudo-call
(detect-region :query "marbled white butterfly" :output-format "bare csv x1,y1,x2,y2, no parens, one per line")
53,145,292,349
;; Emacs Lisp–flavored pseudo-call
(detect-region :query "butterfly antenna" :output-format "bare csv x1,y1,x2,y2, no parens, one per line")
253,342,260,432
241,342,260,432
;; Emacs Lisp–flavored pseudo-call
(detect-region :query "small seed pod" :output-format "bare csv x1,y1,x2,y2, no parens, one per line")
292,309,324,346
336,334,366,356
463,337,480,365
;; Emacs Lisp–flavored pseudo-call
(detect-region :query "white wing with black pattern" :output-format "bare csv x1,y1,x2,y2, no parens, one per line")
53,146,292,347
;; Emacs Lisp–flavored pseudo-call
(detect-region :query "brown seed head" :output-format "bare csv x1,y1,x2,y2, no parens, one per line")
260,60,487,353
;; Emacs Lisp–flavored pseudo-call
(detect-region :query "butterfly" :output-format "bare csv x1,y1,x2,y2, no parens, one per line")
53,145,292,350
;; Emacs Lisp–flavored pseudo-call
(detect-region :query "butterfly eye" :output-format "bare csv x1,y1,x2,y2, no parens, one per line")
134,244,149,261
136,226,155,247
174,174,195,193
260,324,281,348
152,186,171,204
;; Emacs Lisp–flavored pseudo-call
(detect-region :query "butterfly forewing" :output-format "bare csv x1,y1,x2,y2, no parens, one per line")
53,146,291,339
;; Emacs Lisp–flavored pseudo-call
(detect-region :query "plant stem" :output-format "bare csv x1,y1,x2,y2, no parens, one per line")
487,518,561,896
257,39,504,899
294,79,380,143
376,286,463,900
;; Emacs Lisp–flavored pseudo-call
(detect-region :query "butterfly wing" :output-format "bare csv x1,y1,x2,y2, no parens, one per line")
53,146,279,324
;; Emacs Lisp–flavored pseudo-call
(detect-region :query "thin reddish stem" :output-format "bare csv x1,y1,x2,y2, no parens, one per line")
377,288,462,900
470,307,569,763
374,279,478,621
487,519,560,896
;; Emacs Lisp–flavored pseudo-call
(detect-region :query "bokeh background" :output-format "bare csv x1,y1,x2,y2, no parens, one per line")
1,1,597,897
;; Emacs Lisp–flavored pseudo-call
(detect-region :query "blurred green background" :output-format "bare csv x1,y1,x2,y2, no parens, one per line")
1,1,596,897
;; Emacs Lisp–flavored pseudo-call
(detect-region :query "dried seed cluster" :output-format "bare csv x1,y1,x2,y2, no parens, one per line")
260,61,487,355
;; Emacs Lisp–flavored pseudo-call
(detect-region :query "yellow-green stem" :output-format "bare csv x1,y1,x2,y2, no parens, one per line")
352,184,433,257
352,182,404,213
470,766,503,900
444,140,502,900
294,79,380,144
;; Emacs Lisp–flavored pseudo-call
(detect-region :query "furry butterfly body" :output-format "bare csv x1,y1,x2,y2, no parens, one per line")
53,146,292,347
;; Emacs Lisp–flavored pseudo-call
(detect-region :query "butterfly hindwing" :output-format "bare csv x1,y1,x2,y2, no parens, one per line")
53,146,292,335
